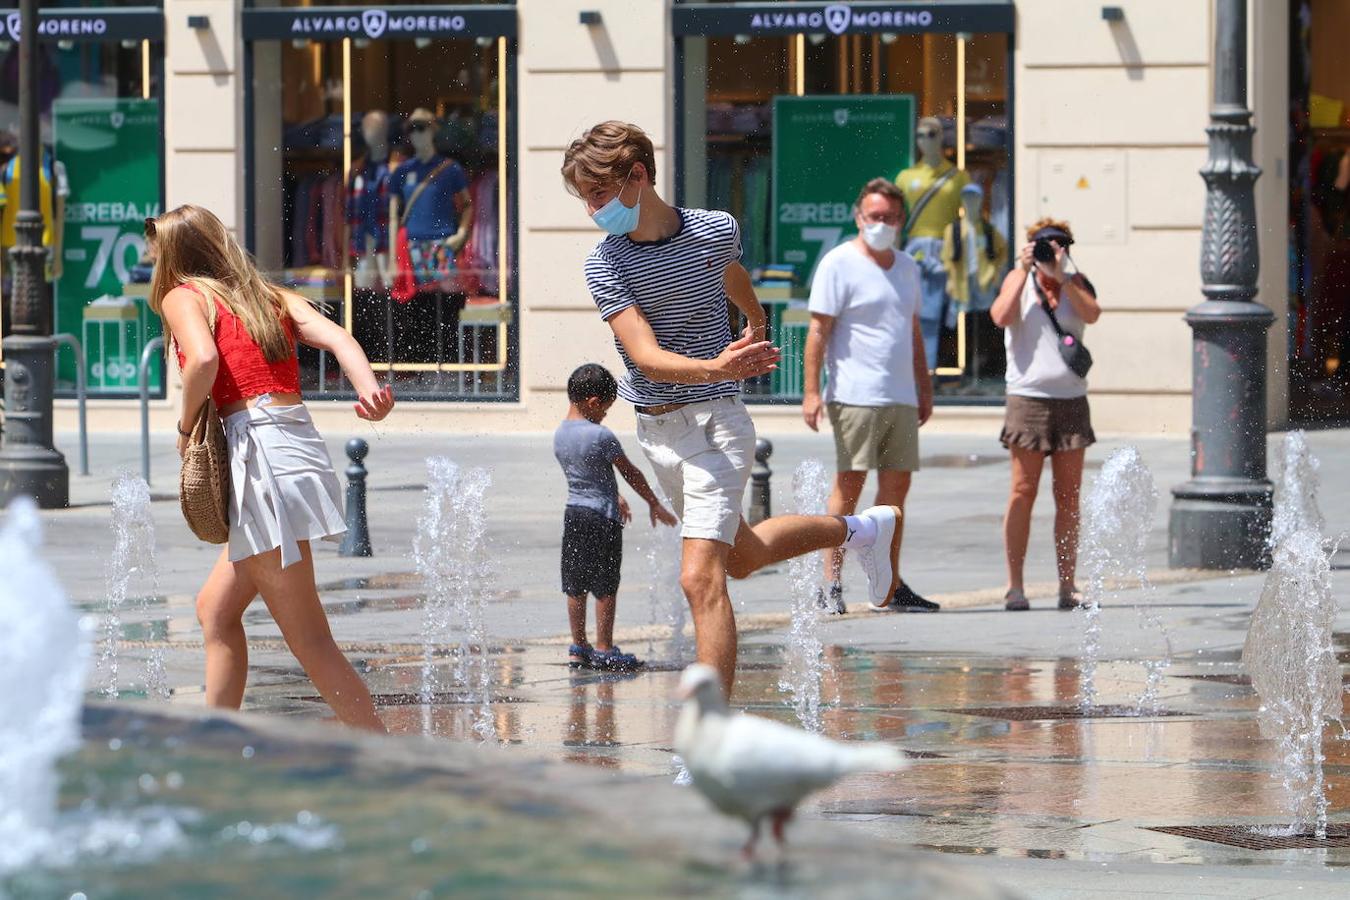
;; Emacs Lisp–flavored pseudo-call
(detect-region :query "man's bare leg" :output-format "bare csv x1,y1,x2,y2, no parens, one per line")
681,538,739,694
727,514,849,579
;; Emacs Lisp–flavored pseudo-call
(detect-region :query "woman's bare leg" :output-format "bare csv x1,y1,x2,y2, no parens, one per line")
1050,448,1087,593
240,542,385,732
1005,447,1045,594
197,546,258,709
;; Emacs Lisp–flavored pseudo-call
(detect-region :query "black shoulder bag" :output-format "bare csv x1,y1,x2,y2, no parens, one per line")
1031,271,1093,378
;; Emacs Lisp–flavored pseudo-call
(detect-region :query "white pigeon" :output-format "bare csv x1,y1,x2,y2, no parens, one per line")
674,663,908,857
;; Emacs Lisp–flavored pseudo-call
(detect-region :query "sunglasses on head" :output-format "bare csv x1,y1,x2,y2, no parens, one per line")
143,217,156,238
408,121,433,132
917,127,940,138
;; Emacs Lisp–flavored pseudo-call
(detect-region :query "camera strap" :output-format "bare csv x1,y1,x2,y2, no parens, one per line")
1030,268,1072,338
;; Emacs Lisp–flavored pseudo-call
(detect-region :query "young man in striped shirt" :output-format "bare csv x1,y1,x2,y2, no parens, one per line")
561,121,904,697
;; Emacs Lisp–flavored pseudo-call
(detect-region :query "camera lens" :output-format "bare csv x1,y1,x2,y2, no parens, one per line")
1033,239,1056,264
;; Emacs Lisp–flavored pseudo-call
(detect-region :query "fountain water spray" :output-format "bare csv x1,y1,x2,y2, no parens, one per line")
645,499,689,661
1242,431,1340,839
778,459,830,732
1269,430,1323,549
101,472,165,699
413,459,496,741
0,499,92,875
1075,447,1158,710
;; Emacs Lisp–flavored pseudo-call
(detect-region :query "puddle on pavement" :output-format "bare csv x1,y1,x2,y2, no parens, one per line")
104,633,1350,867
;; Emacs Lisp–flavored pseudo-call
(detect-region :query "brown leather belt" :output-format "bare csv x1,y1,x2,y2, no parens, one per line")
635,402,689,416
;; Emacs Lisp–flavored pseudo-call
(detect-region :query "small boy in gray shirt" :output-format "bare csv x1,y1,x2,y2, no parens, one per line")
555,364,676,671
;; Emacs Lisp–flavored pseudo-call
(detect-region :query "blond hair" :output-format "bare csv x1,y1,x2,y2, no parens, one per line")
146,205,296,363
1026,217,1074,243
561,121,657,195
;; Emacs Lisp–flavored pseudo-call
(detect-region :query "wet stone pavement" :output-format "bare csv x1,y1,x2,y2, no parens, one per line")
53,430,1350,896
95,570,1350,897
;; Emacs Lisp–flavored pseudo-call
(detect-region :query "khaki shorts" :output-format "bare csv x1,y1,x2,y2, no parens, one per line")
827,403,920,473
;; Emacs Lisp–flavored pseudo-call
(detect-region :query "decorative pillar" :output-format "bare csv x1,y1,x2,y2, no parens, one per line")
1168,0,1271,569
0,0,69,508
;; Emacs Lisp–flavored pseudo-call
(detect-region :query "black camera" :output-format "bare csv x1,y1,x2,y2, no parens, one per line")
1033,238,1058,264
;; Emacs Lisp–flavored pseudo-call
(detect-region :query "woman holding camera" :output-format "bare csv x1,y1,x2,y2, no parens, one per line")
990,218,1100,611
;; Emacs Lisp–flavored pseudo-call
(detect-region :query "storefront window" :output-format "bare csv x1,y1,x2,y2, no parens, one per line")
244,3,516,401
1289,0,1350,423
0,3,165,397
676,2,1013,404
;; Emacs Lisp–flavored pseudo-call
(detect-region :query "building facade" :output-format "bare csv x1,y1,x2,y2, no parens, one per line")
3,0,1317,437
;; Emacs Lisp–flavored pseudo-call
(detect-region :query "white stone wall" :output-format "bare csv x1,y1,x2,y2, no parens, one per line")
53,0,1293,439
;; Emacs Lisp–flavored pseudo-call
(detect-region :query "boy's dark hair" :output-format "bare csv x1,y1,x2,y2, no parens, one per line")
567,363,618,404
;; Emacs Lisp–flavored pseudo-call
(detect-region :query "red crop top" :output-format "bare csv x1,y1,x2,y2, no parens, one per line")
173,284,302,408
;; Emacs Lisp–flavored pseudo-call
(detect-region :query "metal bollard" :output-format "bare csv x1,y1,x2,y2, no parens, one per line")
339,437,373,557
139,336,164,485
748,438,773,526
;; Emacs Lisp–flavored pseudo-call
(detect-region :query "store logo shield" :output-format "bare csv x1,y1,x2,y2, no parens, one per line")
824,4,851,36
5,13,20,42
834,108,849,127
362,9,387,39
110,111,124,129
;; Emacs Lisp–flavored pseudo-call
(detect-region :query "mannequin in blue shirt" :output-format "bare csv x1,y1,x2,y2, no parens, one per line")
384,108,475,367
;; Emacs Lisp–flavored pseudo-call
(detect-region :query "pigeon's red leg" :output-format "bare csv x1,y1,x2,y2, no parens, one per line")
770,809,793,847
741,820,761,861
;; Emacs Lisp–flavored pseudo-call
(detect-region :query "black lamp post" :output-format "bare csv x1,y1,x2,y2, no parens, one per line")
0,0,70,508
1168,0,1272,569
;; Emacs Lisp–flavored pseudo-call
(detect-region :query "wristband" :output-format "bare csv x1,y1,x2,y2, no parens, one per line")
176,421,192,438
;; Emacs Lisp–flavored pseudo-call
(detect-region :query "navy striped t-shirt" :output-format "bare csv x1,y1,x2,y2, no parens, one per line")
584,208,743,407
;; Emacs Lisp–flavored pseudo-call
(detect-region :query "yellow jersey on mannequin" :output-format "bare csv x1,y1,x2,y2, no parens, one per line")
896,159,969,241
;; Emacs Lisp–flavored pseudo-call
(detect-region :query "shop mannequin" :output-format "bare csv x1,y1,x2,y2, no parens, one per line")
346,110,401,360
387,108,473,366
941,182,1005,313
0,144,67,334
896,116,968,367
941,183,1006,382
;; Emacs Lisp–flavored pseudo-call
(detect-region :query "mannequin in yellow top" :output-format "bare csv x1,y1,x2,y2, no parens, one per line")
896,116,968,367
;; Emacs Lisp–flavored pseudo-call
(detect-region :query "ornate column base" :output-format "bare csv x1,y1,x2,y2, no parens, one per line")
0,334,69,508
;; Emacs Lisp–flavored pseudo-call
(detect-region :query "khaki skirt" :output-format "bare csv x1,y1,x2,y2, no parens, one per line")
224,404,346,569
1000,395,1096,455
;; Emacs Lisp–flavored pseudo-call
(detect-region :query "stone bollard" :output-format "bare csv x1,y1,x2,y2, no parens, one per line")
748,438,773,526
339,437,373,557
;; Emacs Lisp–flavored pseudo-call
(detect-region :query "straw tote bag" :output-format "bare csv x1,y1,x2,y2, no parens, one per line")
179,398,230,544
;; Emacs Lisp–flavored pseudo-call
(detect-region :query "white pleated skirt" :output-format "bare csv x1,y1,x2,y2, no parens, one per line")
224,404,346,569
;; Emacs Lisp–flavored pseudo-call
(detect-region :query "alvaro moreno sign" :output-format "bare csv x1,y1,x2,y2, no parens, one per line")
671,2,1013,37
241,5,517,41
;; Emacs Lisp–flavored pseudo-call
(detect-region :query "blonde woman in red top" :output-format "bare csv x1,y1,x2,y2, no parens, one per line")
147,205,394,731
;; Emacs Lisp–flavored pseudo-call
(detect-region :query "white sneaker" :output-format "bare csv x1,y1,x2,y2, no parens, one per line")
855,506,900,608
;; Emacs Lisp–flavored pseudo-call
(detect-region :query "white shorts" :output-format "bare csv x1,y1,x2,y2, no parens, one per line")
636,396,755,545
224,404,347,569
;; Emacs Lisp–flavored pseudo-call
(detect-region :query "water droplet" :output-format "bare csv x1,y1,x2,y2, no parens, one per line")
241,745,255,759
108,738,123,751
165,771,184,790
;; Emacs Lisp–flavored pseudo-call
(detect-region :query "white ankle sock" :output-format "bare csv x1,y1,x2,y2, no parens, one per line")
840,515,877,548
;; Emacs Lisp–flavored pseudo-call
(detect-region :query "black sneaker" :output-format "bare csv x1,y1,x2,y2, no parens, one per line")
890,582,940,612
815,582,846,614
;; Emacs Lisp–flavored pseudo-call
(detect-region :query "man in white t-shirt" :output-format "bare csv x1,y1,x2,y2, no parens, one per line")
803,178,936,614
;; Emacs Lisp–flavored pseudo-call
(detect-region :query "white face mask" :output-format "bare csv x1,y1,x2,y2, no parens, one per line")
860,221,898,251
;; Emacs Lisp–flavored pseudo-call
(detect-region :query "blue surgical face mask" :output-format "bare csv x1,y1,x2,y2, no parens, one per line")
591,169,642,236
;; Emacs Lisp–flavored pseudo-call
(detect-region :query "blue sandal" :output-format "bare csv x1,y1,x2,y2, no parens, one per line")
569,644,594,668
590,645,643,672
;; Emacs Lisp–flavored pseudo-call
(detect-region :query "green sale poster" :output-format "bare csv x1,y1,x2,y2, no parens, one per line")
53,98,162,394
771,95,915,285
